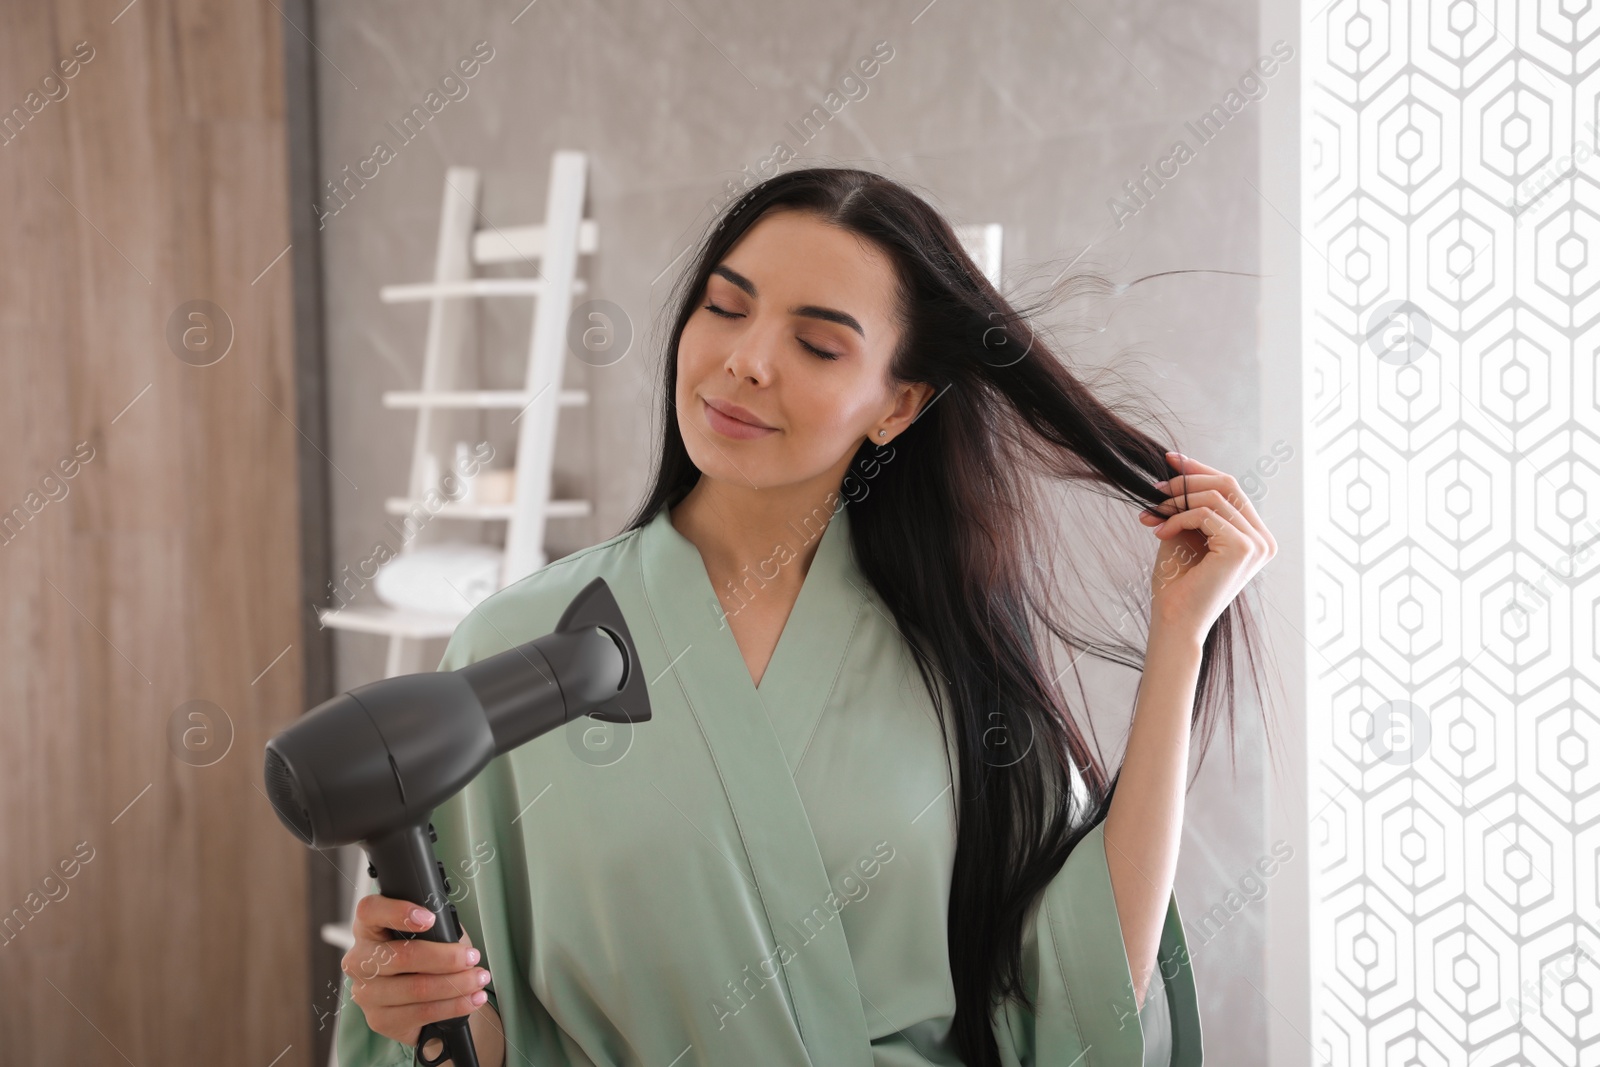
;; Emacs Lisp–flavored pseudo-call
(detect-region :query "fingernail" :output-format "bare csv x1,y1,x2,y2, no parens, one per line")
472,990,488,1006
467,949,480,965
411,907,433,926
1154,479,1168,489
478,969,491,985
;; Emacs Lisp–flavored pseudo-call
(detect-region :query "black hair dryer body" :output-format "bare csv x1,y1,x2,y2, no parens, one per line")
263,577,651,1067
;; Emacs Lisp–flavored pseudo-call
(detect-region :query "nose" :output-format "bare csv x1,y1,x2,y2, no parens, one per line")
726,359,763,386
722,320,778,386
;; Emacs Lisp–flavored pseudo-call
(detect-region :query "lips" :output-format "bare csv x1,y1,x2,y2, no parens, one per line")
702,396,774,430
701,395,778,440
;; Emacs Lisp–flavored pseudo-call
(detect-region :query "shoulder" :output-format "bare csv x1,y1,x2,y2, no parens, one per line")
438,521,649,670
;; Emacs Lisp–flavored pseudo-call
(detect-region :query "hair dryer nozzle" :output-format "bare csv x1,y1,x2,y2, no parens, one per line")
555,577,652,725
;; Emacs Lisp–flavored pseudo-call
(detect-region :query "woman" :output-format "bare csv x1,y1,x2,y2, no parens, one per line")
334,167,1277,1067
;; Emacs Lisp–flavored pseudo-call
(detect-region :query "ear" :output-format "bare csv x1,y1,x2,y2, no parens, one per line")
895,380,936,426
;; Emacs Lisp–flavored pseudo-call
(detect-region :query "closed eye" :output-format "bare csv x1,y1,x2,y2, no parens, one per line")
702,303,840,362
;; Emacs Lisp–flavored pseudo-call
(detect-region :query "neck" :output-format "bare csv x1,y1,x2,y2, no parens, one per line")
668,478,841,589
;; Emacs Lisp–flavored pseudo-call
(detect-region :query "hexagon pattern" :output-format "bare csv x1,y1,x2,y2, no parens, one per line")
1309,2,1600,1063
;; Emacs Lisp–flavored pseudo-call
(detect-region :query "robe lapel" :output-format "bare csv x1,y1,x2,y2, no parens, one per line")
639,501,874,1067
748,506,868,771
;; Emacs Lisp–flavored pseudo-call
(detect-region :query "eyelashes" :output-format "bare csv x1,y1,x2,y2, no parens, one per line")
701,303,840,361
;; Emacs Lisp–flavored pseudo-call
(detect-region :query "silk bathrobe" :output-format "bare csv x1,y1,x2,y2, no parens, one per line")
333,500,1204,1066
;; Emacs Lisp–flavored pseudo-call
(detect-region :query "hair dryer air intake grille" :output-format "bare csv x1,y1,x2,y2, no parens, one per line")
263,747,313,845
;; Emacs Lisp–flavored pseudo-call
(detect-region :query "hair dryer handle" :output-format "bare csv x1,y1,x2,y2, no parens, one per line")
364,821,481,1067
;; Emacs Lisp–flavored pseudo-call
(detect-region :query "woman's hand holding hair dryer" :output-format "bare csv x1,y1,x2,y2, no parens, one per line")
342,892,506,1067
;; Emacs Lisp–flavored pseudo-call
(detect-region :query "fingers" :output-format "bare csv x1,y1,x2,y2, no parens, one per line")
343,939,402,983
1153,455,1276,555
1154,472,1241,517
353,892,445,942
1163,450,1219,475
359,963,492,1009
1151,504,1252,553
1151,488,1260,549
340,892,495,1049
344,894,481,986
344,930,480,981
364,987,492,1049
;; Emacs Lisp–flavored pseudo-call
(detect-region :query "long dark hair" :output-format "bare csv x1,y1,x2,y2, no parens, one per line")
623,167,1274,1066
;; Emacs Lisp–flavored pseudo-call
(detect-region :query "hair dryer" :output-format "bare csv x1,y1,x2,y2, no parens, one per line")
262,576,652,1067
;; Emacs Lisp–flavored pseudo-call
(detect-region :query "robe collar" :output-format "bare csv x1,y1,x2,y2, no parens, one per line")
646,499,864,745
639,497,875,1066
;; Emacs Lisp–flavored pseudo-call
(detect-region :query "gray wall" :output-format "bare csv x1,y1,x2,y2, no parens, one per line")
311,2,1278,1061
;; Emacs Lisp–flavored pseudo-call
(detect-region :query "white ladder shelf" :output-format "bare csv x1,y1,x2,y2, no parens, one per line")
319,151,597,677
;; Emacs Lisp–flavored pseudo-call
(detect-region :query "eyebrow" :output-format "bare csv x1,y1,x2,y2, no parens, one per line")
710,265,866,339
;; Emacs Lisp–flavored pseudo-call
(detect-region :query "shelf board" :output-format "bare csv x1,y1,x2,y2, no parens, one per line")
472,219,599,264
382,497,592,521
379,276,589,302
317,604,469,639
320,922,355,951
381,389,588,409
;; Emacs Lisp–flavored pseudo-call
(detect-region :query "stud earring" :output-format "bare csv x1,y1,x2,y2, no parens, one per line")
878,429,887,438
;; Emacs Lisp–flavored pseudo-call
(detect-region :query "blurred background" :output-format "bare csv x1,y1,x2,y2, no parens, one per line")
5,0,1590,1064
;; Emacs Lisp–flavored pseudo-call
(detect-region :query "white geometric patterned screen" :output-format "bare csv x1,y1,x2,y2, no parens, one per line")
1305,2,1600,1064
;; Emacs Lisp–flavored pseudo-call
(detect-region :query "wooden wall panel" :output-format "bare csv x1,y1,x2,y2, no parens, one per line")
0,1,321,1063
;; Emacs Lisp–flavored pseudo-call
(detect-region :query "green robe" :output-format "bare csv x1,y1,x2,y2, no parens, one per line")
333,500,1204,1066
